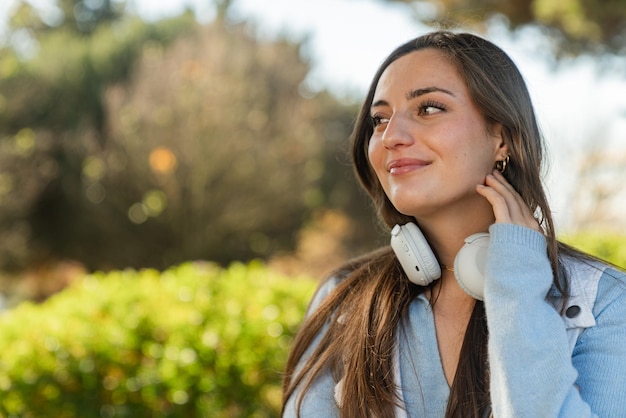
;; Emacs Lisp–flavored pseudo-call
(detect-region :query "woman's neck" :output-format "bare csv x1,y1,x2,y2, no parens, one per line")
418,220,491,266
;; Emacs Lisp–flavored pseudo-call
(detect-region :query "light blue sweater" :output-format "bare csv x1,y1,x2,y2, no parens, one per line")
284,224,626,417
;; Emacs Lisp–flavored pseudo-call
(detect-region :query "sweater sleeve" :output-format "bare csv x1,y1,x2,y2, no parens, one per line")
484,224,626,417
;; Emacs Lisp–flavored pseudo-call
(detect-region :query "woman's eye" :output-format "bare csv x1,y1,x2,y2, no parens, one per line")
418,101,446,116
371,115,389,127
420,106,441,115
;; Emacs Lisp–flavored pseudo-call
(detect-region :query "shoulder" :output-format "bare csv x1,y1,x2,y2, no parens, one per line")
560,256,626,322
306,246,396,315
550,257,626,352
305,275,343,317
305,246,398,320
593,265,626,317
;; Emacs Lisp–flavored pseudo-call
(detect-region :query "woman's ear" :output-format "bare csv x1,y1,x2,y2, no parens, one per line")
490,123,511,173
490,123,509,159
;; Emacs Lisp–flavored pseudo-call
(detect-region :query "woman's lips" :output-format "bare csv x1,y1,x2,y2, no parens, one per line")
387,158,430,175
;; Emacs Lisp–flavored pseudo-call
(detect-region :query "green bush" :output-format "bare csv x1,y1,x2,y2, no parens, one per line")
560,231,626,269
0,261,316,417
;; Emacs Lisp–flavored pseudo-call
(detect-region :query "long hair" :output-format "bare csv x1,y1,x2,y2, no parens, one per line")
283,31,569,418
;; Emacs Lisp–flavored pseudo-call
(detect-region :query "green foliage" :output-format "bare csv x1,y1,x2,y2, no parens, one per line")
0,262,317,417
560,231,626,269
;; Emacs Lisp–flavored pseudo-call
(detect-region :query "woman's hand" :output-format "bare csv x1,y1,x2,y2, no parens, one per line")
476,169,542,233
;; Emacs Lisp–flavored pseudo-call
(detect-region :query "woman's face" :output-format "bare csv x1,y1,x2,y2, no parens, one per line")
367,48,507,220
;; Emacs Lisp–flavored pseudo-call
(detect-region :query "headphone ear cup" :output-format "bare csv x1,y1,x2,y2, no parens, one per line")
453,232,489,300
391,223,441,286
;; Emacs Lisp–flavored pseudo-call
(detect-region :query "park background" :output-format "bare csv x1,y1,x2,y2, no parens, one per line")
0,0,625,416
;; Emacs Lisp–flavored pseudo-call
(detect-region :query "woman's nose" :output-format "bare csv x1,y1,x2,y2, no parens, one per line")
381,115,414,149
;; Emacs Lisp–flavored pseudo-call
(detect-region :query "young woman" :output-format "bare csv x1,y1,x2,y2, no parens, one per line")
282,31,626,417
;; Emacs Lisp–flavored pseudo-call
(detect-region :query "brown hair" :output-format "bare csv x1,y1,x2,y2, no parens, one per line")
283,31,568,418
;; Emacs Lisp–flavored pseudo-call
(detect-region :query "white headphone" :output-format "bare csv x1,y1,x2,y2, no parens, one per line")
390,222,489,300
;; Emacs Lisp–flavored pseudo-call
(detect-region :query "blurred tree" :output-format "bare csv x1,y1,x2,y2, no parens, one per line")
94,21,375,269
387,0,626,56
0,12,198,272
0,2,379,276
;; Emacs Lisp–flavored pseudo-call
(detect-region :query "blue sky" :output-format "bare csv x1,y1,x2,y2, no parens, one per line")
2,0,626,228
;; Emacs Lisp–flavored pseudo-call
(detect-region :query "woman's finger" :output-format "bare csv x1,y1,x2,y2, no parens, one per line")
477,172,541,232
492,170,529,213
476,182,513,223
484,173,520,213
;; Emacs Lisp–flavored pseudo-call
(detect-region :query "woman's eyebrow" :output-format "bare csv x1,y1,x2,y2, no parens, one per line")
406,86,455,100
371,86,455,109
